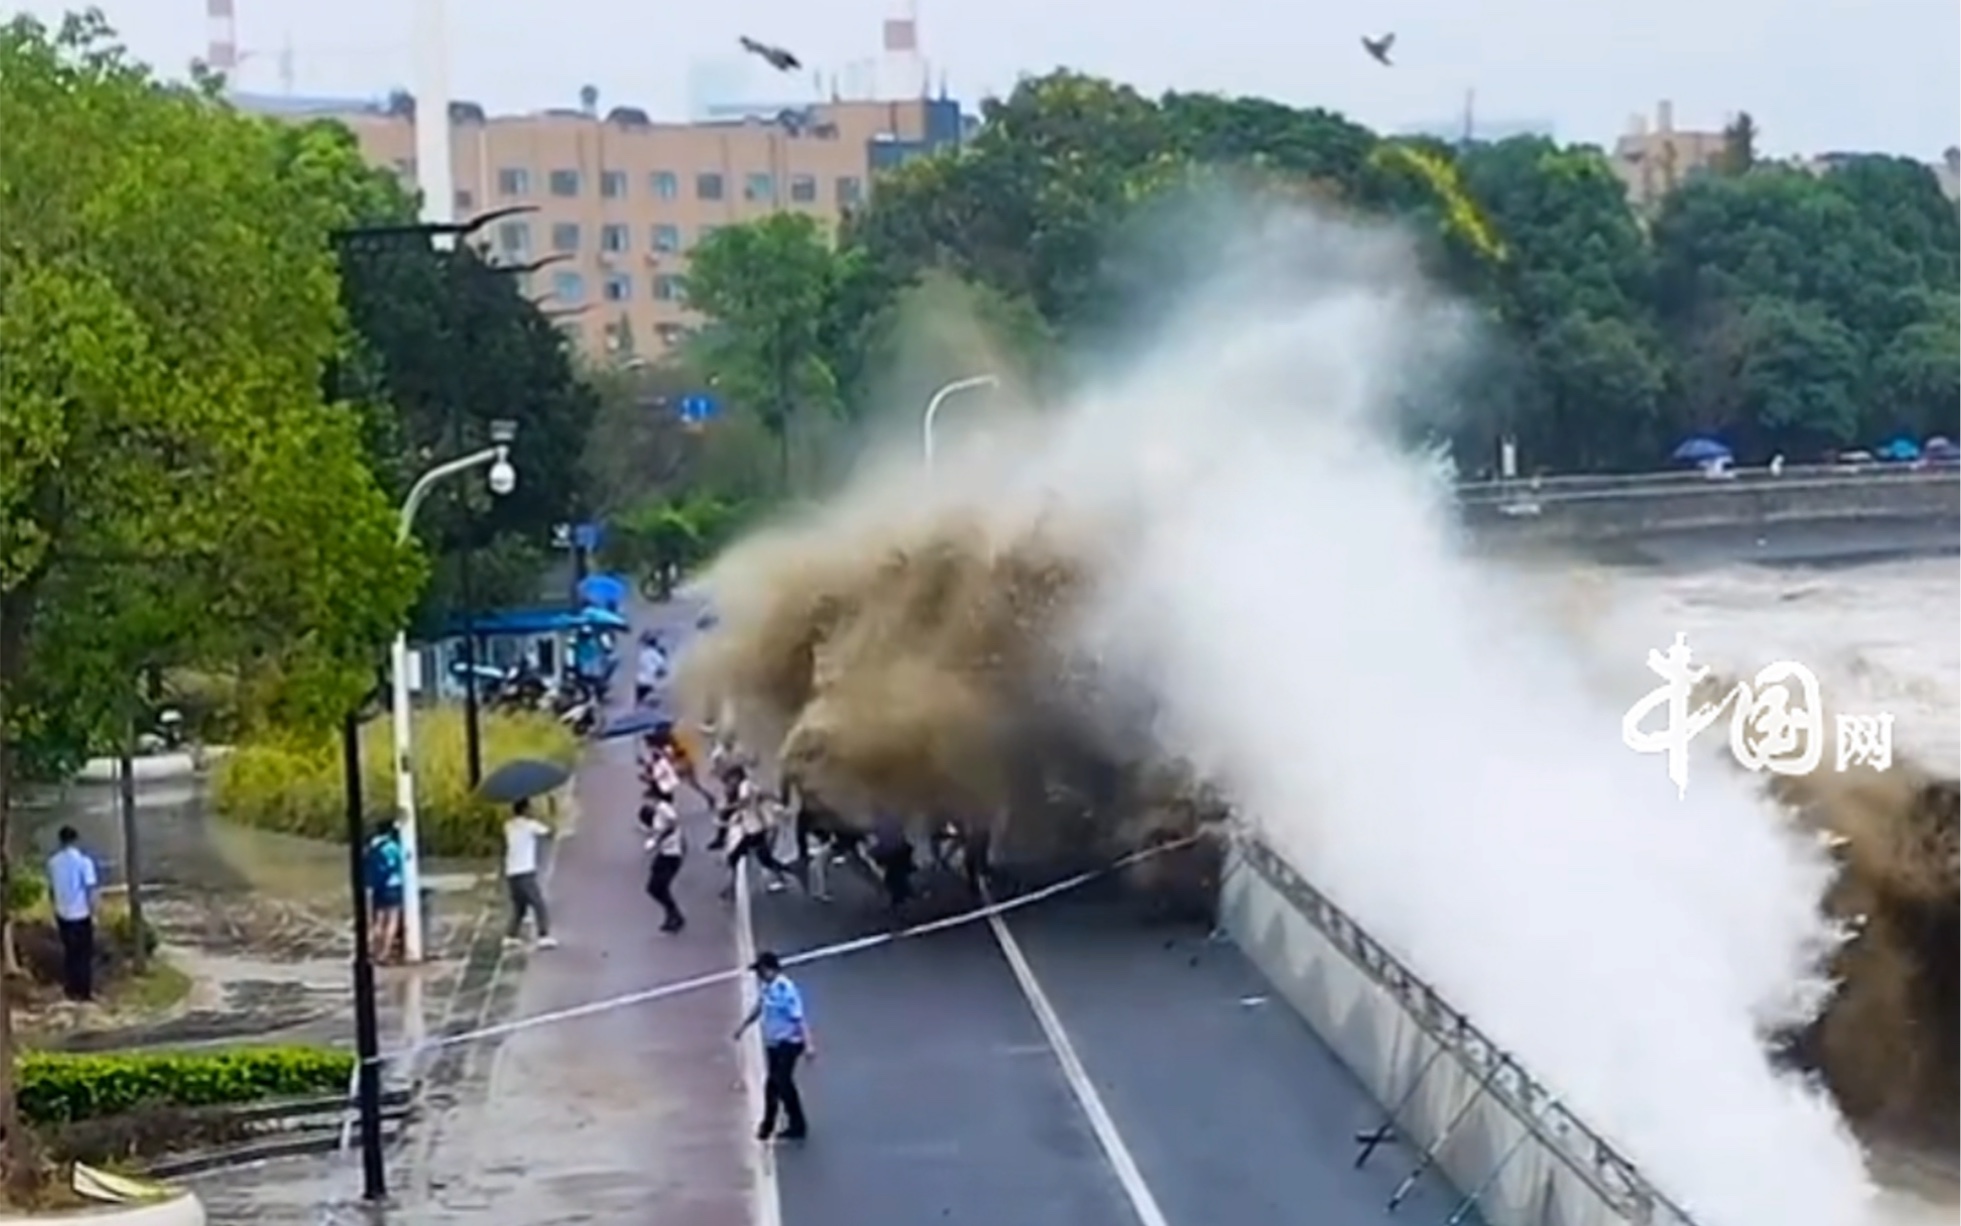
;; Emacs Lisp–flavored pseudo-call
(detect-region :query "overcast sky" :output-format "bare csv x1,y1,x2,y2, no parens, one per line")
22,0,1960,158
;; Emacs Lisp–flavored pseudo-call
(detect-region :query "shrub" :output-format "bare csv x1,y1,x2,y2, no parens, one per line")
18,1047,354,1125
210,705,577,857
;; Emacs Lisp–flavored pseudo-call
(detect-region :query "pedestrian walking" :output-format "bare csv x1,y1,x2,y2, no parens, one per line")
869,811,916,909
364,819,406,963
634,632,667,707
641,798,687,932
720,764,799,898
45,826,99,1002
734,951,812,1141
503,799,558,949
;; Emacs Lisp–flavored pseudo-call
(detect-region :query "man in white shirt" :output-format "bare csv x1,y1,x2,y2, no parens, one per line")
46,826,100,1001
502,800,558,949
641,798,687,932
719,765,799,898
634,633,668,706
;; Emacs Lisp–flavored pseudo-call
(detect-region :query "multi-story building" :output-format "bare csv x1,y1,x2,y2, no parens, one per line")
1609,100,1730,213
291,93,966,358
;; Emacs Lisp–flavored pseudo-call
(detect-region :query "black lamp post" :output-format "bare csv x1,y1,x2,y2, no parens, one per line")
341,694,386,1201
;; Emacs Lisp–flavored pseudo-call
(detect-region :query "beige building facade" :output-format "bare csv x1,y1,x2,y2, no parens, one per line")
322,95,964,358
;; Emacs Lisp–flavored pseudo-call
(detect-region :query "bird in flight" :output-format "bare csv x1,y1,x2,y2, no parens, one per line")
739,36,801,72
1362,32,1395,66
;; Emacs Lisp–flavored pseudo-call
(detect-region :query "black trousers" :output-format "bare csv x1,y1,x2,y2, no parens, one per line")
727,832,795,878
761,1040,808,1135
56,917,94,1001
645,854,685,928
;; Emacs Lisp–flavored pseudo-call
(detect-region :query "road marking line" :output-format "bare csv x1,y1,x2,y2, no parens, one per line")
733,861,784,1226
986,906,1172,1226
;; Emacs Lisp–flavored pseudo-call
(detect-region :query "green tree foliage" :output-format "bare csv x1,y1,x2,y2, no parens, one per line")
683,214,854,488
0,9,422,1187
675,71,1956,479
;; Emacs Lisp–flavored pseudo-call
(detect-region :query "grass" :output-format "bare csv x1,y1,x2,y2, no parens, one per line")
211,705,579,858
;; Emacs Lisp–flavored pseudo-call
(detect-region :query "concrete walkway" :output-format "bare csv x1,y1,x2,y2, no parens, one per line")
407,599,754,1225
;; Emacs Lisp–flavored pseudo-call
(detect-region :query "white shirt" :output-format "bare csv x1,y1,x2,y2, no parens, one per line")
47,846,98,922
646,802,685,857
503,816,551,876
731,780,772,838
646,753,679,798
637,645,667,686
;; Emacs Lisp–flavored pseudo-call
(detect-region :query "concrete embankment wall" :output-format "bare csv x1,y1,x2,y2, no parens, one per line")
1458,468,1959,563
1221,838,1701,1226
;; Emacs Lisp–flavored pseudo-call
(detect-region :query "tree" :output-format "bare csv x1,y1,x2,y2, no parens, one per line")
1718,112,1759,176
0,12,420,1188
684,213,850,490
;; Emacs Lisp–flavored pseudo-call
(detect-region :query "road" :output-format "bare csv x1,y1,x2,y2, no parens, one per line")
418,595,1476,1226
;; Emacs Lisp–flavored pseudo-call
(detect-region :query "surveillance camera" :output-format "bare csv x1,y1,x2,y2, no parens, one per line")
487,458,517,496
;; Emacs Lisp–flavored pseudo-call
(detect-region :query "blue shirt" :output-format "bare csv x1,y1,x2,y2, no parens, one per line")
46,846,98,922
366,835,404,892
758,976,807,1046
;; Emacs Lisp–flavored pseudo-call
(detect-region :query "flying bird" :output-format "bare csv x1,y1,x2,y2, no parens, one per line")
739,36,801,73
1362,32,1395,66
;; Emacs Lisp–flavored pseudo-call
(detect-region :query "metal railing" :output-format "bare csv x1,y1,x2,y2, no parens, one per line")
1238,837,1704,1226
1454,462,1957,502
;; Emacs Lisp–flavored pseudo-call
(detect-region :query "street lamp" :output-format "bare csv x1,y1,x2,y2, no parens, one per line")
391,417,519,964
922,374,1000,469
340,684,388,1201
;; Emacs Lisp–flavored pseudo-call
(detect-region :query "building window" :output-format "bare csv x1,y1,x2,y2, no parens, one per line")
744,172,774,203
549,169,582,197
600,169,627,199
551,222,581,253
551,270,585,304
653,274,686,302
454,188,475,213
650,224,681,253
497,167,530,197
603,272,633,302
650,170,679,199
600,223,630,253
495,221,531,256
789,174,817,204
836,176,864,208
695,172,724,201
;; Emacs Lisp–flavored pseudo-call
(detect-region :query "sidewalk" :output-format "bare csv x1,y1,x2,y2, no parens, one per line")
401,598,754,1224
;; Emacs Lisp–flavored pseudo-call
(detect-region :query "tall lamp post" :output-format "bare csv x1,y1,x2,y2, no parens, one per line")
922,374,1000,469
341,684,389,1201
393,420,518,965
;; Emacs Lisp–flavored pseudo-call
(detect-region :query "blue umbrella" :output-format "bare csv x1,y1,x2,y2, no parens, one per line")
578,573,628,610
1671,436,1732,464
598,708,670,741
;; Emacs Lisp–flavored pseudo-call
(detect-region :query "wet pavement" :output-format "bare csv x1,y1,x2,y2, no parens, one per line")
184,594,1466,1225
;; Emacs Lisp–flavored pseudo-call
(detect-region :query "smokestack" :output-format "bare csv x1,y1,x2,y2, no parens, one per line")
206,0,238,74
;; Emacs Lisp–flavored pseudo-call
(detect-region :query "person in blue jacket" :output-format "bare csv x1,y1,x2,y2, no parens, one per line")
365,820,406,963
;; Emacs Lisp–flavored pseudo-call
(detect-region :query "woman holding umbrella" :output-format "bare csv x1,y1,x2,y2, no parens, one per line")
478,758,574,950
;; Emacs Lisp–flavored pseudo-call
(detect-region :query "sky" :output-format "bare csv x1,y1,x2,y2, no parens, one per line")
21,0,1961,158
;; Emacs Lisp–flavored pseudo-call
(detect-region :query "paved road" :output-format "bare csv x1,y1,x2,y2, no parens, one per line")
749,873,1474,1226
399,592,1476,1226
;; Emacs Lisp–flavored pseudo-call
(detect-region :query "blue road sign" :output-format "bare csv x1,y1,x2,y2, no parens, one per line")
678,393,719,425
573,522,603,552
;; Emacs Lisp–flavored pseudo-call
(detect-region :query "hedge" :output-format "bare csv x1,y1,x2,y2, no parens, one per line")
18,1047,354,1126
211,705,577,857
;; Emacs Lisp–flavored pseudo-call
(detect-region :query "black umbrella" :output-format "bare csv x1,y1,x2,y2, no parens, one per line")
478,758,573,804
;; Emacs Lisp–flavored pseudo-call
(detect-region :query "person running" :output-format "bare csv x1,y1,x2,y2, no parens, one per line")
642,734,681,805
720,764,799,898
364,819,406,964
781,777,835,903
868,811,916,909
650,722,716,807
634,632,667,707
733,951,812,1142
503,799,558,949
641,798,687,932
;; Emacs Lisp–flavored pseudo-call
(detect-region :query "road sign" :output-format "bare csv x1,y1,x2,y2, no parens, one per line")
678,393,719,426
573,522,603,552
